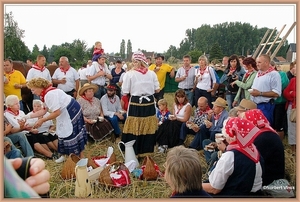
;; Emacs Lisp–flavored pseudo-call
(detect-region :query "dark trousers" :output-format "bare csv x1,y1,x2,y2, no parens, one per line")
154,88,165,102
65,89,76,98
179,122,196,142
194,88,213,108
257,101,275,126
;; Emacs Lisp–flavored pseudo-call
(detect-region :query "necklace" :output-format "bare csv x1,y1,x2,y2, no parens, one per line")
176,104,183,114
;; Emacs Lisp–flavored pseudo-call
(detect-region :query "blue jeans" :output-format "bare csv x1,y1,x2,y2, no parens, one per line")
6,132,34,157
19,100,24,111
94,86,106,100
184,90,194,107
225,93,236,110
5,149,23,159
105,114,127,137
4,137,17,150
4,136,23,159
202,139,213,163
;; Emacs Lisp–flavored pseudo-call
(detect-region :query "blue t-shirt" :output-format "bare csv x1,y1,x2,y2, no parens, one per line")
156,110,171,122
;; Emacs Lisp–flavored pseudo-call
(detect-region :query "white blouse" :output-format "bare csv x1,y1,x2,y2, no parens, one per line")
44,89,73,138
174,102,191,119
122,69,160,96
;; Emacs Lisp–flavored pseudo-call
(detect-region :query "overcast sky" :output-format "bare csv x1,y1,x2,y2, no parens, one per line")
4,4,296,54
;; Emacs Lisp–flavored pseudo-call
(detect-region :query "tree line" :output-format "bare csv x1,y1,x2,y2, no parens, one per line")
4,12,290,68
164,22,289,63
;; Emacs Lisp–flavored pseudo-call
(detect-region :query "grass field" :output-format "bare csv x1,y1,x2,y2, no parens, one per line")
44,92,296,198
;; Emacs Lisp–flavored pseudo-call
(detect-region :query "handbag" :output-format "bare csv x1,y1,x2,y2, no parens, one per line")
85,118,113,141
290,108,296,123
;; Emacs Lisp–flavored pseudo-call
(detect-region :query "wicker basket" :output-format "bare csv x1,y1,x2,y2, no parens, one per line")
99,165,114,186
99,161,130,187
60,153,99,180
60,153,80,180
141,156,158,181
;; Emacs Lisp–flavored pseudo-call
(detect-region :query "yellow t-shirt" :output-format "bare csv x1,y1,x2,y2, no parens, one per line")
4,70,26,100
149,63,173,90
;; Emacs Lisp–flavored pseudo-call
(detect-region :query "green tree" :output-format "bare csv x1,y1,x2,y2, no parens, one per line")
177,39,191,59
209,42,223,62
85,45,94,61
127,39,132,58
187,50,202,63
41,45,49,61
53,47,72,65
30,44,40,61
48,45,59,64
170,22,290,58
164,45,178,60
167,56,180,64
70,39,88,67
4,11,30,61
120,39,126,59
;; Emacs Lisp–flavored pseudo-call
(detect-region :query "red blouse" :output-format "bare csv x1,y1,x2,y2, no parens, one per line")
283,77,296,109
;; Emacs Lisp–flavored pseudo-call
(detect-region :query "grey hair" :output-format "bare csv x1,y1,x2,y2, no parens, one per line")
60,56,69,63
198,55,208,65
5,95,19,107
32,99,44,107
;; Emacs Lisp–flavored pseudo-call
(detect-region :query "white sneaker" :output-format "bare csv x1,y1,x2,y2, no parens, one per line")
55,155,66,163
157,146,164,153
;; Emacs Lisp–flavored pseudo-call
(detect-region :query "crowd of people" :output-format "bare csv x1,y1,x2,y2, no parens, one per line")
3,45,296,198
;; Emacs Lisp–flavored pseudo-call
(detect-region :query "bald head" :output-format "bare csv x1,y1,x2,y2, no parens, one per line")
197,97,208,111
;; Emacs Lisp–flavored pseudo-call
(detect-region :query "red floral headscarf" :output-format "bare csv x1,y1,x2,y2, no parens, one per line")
244,109,276,133
225,117,260,163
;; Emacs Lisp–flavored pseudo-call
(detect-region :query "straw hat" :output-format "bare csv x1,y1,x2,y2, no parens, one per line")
212,97,228,108
234,99,257,111
79,83,98,96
